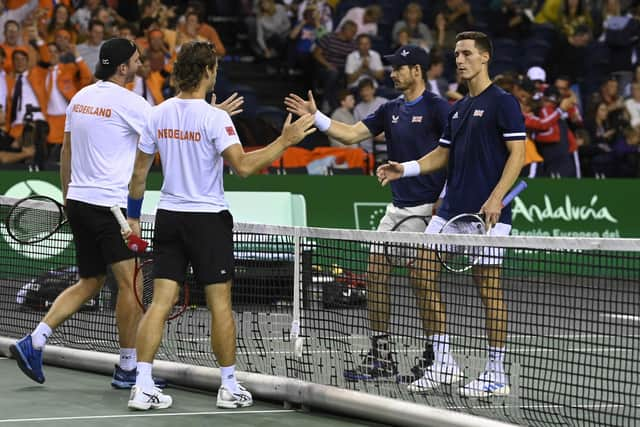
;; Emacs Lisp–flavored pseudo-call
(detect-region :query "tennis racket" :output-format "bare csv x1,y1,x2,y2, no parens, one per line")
110,207,189,320
436,180,528,273
383,215,429,268
5,195,67,244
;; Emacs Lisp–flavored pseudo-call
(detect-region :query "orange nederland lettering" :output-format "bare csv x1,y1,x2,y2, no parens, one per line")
71,103,112,118
156,128,202,142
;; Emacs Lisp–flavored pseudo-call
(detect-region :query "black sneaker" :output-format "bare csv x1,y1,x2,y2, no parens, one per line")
343,348,398,381
398,347,435,384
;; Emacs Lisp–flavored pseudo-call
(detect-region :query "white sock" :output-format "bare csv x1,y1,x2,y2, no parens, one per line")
431,334,454,366
120,348,137,371
221,365,238,393
486,346,506,375
135,362,155,392
31,322,52,350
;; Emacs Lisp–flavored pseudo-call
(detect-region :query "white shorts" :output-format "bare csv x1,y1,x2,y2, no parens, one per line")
377,202,435,232
425,215,512,266
371,202,435,256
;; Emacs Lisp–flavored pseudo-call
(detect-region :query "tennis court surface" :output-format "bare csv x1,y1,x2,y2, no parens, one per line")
1,195,639,426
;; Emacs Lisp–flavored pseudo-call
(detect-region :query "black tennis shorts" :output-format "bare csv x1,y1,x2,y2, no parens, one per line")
152,209,234,286
66,199,133,278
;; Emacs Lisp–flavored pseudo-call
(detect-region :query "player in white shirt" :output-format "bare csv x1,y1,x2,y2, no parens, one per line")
10,38,167,390
124,41,315,411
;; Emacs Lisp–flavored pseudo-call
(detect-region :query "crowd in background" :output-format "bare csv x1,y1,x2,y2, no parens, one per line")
0,0,638,178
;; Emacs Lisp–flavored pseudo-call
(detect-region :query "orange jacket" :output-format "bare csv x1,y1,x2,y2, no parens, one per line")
1,42,50,74
5,70,48,131
4,59,90,128
126,71,165,105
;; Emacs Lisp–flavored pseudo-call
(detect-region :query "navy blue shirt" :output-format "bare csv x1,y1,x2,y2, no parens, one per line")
362,91,449,207
437,84,525,224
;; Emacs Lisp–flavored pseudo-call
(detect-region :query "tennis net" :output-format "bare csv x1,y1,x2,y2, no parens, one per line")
0,195,638,426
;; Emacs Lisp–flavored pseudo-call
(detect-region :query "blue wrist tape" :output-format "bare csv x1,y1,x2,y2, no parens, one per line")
127,197,143,219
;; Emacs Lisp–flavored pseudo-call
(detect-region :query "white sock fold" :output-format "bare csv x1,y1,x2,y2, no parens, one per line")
120,348,137,371
221,365,238,393
431,334,454,366
135,362,154,391
486,346,506,375
31,322,52,350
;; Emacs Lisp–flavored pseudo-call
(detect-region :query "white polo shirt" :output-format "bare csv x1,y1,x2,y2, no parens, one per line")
138,97,240,212
64,81,151,207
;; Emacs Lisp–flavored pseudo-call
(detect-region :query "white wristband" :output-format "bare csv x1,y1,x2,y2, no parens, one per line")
401,160,420,178
314,110,331,132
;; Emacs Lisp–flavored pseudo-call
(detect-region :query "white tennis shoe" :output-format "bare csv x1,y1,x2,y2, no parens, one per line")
459,371,510,397
407,363,463,393
216,384,253,408
128,385,173,410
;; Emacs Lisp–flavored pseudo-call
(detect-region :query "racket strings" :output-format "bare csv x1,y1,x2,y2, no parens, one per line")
7,200,65,243
135,259,190,319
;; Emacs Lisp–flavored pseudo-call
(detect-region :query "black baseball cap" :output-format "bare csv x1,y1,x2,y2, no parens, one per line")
383,45,430,69
94,38,138,80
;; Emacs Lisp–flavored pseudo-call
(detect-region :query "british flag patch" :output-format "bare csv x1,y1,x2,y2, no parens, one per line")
411,116,423,123
225,126,236,136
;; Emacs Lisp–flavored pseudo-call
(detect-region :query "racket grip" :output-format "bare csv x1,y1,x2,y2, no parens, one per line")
110,206,131,233
502,180,528,206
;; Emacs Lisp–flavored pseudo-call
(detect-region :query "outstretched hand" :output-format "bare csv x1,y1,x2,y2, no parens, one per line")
212,92,244,117
376,161,404,186
281,113,316,146
284,90,318,117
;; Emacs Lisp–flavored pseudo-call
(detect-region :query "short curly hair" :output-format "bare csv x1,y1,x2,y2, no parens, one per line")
173,41,217,93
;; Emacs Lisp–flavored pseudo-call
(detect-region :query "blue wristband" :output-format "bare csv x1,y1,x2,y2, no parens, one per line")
127,197,143,219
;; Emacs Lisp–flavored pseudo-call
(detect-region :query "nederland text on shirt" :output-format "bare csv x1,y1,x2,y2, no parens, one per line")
157,128,202,142
71,103,112,117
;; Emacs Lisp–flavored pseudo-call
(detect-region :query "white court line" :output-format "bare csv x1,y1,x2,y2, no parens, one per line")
0,410,296,424
600,314,640,322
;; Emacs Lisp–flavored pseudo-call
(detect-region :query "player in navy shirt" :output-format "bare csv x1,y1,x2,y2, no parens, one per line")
378,32,525,397
285,45,449,381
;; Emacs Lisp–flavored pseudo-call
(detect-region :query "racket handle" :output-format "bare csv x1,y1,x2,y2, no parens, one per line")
110,205,149,253
502,180,528,206
110,206,131,233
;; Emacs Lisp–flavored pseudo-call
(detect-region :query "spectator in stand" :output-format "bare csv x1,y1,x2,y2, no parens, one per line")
587,76,627,132
345,34,384,89
0,0,38,44
41,41,92,158
144,29,174,75
426,53,450,100
0,44,35,165
392,27,411,51
91,6,124,39
329,89,356,147
176,1,226,57
296,0,333,33
43,4,77,44
71,0,101,36
392,3,434,52
534,86,580,177
254,0,290,75
6,49,48,168
313,20,357,112
353,78,386,153
1,20,50,73
115,22,137,41
488,0,531,40
552,0,593,81
527,66,548,99
287,6,325,89
76,19,104,75
624,82,640,130
338,4,382,37
130,56,164,106
175,11,208,50
435,0,475,51
598,0,637,73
